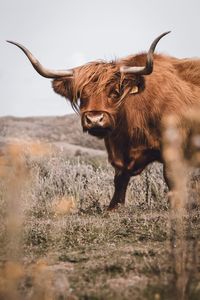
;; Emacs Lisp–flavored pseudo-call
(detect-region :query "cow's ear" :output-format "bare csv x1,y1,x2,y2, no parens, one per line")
52,78,74,101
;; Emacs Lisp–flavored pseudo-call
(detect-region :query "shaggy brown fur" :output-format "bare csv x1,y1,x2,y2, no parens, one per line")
52,52,200,209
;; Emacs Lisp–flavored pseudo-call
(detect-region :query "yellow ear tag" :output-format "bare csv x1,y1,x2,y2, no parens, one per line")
130,86,138,94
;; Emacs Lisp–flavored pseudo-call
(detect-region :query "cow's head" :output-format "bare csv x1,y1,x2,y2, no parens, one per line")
52,61,144,138
7,32,170,139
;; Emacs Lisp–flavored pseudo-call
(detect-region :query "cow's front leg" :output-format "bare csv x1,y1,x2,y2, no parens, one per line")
108,170,130,210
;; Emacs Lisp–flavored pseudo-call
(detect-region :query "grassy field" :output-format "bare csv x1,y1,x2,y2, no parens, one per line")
0,115,200,300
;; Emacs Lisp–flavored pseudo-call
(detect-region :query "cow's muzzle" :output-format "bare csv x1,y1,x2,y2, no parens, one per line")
82,112,113,138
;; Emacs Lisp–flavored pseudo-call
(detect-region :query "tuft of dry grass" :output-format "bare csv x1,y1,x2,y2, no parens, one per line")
163,115,189,300
163,111,200,300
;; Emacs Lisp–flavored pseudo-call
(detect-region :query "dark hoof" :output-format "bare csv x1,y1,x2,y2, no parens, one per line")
107,205,118,211
107,203,124,211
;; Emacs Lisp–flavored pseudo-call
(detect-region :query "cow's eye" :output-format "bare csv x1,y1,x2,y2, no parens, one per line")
110,90,120,100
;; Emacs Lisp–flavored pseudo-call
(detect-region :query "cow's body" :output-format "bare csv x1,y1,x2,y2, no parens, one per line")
52,53,200,208
8,33,200,209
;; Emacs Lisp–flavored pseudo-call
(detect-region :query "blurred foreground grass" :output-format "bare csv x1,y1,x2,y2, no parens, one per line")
0,140,200,300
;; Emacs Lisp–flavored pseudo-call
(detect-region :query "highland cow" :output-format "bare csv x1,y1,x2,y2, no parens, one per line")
7,32,200,209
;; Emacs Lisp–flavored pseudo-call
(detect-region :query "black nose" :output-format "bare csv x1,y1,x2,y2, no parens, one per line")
84,112,104,127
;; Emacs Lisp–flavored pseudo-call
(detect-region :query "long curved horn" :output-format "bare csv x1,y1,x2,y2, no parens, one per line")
120,31,171,75
7,40,73,78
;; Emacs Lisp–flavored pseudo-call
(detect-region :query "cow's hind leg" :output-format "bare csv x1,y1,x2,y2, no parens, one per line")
108,170,130,210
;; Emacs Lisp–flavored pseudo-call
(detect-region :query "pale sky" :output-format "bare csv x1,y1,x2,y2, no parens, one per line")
1,0,200,116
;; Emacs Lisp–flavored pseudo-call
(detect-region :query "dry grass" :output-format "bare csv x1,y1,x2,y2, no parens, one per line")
163,112,200,300
0,113,200,299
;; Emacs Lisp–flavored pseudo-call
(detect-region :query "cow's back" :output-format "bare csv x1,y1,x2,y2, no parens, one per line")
173,58,200,88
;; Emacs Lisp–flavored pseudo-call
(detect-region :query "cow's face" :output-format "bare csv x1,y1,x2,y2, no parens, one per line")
79,81,118,138
52,62,142,138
